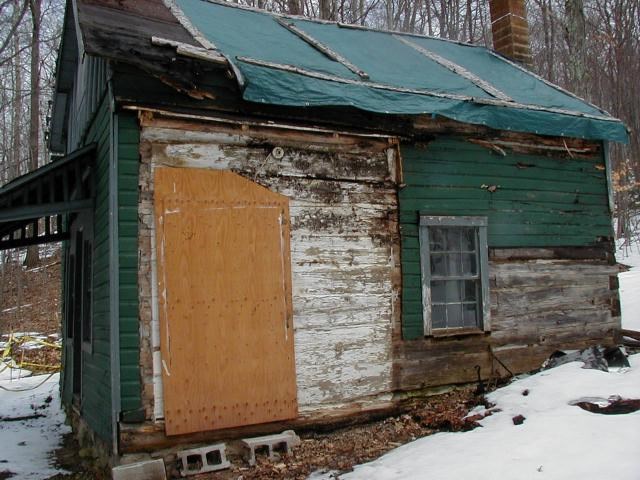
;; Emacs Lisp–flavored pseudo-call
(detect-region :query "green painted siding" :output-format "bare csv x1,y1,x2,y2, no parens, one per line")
80,96,113,440
400,138,613,339
117,113,142,416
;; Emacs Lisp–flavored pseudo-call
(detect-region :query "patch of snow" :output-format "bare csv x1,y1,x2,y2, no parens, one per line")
0,373,70,479
0,359,32,381
340,354,640,480
619,269,640,331
2,332,41,339
617,240,640,331
1,304,34,313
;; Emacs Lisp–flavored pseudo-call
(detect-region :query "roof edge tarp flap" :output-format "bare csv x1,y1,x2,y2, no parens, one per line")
174,0,629,143
237,62,629,143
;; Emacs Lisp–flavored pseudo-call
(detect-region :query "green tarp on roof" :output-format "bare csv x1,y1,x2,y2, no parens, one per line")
176,0,628,142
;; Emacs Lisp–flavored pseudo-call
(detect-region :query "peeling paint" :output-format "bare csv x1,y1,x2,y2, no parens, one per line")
138,123,399,416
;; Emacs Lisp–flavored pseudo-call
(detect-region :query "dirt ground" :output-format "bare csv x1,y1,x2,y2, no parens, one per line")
0,246,62,373
167,387,487,480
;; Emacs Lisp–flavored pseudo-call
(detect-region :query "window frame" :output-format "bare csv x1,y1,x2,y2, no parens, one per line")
81,237,93,351
418,215,490,336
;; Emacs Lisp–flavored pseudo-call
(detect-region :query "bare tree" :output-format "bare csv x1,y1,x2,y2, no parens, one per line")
24,0,41,267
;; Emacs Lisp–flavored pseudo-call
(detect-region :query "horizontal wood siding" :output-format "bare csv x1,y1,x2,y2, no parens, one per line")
395,258,619,390
79,96,112,441
118,113,142,416
137,119,398,418
400,138,613,339
67,55,108,152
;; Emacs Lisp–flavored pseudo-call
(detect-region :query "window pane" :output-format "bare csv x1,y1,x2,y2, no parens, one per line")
445,280,462,303
445,228,461,251
447,253,462,276
460,227,475,252
422,220,487,333
463,280,478,302
431,280,446,303
446,304,463,328
429,228,446,252
461,253,477,276
431,253,447,276
463,303,479,327
432,304,446,329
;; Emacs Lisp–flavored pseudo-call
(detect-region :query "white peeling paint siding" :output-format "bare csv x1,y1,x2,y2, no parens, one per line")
139,124,398,415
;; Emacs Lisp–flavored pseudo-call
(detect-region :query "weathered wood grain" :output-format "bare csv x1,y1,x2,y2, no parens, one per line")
138,118,398,422
135,115,620,447
154,168,298,435
394,257,620,391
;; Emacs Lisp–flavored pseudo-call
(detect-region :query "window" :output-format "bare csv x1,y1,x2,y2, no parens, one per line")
419,216,490,336
81,239,93,345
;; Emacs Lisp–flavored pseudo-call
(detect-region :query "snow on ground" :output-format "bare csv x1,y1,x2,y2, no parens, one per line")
617,241,640,331
337,355,640,480
0,360,31,381
0,372,70,479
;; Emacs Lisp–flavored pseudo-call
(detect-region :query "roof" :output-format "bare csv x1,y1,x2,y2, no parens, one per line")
166,0,627,142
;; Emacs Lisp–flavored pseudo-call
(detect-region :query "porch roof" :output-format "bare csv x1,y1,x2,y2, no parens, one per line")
0,145,95,250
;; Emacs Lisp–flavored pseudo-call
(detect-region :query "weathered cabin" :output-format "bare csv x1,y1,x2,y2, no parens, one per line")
0,0,628,467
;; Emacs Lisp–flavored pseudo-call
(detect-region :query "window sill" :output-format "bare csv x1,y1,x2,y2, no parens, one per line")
429,328,488,338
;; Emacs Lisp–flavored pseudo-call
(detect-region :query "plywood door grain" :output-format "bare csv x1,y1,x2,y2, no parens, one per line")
154,167,297,436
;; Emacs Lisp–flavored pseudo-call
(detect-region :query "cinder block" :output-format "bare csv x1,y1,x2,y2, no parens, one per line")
177,443,231,477
241,430,301,466
112,458,166,480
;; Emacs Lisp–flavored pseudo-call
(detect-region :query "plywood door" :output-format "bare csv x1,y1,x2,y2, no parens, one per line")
154,168,297,436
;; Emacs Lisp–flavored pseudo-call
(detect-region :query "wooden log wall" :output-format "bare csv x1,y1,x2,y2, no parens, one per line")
137,114,400,423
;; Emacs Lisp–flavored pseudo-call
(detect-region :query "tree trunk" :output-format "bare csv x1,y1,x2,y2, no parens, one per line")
287,0,301,15
25,0,41,269
10,0,23,182
564,0,587,96
319,0,332,19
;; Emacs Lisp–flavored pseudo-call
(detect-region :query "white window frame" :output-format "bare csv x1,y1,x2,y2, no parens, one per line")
419,215,490,336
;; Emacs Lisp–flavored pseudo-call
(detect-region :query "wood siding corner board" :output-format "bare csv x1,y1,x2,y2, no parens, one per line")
137,120,398,423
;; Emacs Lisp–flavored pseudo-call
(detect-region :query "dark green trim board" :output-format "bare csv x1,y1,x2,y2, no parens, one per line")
117,112,142,417
400,138,613,340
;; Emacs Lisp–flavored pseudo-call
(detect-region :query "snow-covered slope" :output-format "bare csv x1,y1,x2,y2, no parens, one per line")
340,355,640,480
0,373,70,479
617,243,640,331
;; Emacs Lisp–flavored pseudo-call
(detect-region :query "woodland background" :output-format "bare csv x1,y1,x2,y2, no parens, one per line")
0,0,638,256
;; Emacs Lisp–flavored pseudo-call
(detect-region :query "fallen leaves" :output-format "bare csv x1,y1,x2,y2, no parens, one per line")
200,387,484,479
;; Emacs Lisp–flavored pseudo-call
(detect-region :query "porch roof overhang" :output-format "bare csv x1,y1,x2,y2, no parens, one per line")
0,144,96,250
